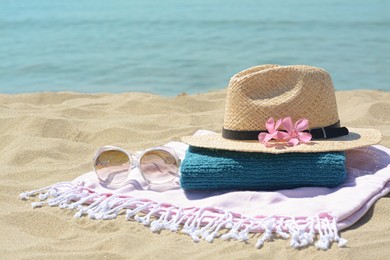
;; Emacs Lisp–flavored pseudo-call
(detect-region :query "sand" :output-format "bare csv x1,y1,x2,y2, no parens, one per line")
1,89,389,259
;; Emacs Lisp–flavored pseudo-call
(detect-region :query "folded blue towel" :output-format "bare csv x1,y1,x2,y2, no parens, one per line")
180,146,347,191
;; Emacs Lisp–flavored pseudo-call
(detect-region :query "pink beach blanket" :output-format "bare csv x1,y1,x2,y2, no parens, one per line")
20,141,390,250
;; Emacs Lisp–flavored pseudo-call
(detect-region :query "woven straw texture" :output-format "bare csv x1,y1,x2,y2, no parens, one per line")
224,64,339,130
182,128,382,154
182,64,382,153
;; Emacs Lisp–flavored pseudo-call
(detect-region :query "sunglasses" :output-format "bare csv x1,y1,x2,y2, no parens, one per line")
93,145,180,186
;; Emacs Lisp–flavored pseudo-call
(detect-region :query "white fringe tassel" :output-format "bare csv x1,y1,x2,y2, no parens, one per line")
20,182,347,250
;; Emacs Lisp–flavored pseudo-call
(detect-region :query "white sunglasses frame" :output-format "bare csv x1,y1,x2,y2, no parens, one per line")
93,145,181,185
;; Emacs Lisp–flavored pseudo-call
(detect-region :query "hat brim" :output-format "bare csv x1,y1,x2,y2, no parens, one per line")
181,128,382,154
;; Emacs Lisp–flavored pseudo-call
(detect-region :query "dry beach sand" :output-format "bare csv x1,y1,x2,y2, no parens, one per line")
1,89,390,259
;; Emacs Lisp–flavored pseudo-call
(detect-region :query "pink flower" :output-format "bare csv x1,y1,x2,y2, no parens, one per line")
258,117,312,147
278,117,312,146
258,118,282,146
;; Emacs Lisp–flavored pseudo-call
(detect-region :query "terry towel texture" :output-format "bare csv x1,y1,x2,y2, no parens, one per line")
19,144,390,250
180,146,347,191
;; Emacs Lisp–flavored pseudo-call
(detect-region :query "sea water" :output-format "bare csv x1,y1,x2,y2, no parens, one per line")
1,0,389,95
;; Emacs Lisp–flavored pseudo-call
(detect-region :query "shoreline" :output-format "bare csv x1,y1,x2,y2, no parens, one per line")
0,87,388,97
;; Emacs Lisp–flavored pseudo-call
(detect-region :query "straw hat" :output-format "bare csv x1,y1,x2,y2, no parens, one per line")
182,65,382,154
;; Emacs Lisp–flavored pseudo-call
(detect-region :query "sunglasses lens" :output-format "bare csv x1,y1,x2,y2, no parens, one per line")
139,149,178,184
94,150,130,184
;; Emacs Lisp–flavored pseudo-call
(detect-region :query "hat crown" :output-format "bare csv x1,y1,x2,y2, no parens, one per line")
224,65,340,131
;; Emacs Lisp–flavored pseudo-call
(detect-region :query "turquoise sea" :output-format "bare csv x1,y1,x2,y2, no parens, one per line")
1,0,389,95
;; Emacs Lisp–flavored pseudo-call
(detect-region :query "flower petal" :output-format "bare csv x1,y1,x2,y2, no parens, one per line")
288,138,300,146
295,118,309,132
258,132,267,142
282,117,294,133
276,131,290,141
274,119,282,131
298,132,312,143
265,118,276,133
258,132,273,144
